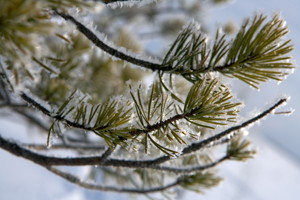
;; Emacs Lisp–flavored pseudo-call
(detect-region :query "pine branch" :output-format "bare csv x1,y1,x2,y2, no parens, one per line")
226,136,256,161
0,1,295,196
20,77,239,155
214,14,294,88
20,92,94,130
54,11,293,89
179,171,222,193
0,98,287,168
20,92,132,147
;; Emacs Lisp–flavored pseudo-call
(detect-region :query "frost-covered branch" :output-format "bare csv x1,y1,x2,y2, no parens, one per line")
54,11,293,89
20,77,239,154
13,108,49,131
24,143,106,151
99,0,141,4
0,103,27,108
47,166,181,194
54,10,164,72
0,98,286,167
182,98,287,154
20,92,105,131
145,155,229,173
0,134,112,166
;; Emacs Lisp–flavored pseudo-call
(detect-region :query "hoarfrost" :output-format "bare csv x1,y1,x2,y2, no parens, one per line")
47,132,54,148
107,0,158,9
19,89,52,113
66,8,161,67
274,108,295,116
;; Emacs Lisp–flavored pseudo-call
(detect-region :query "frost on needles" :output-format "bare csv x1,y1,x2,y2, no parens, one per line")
0,0,295,197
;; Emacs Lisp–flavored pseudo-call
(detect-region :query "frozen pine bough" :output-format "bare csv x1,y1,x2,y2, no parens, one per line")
0,0,295,198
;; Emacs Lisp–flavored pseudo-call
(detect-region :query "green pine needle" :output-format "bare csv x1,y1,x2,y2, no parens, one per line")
227,136,256,161
184,78,241,128
180,172,222,193
216,14,294,89
161,14,294,88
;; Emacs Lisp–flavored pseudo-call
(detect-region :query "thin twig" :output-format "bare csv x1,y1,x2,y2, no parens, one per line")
20,92,97,130
0,103,27,108
181,98,287,155
0,135,108,166
12,108,49,131
101,0,142,4
47,166,181,193
0,64,14,101
147,155,229,173
98,147,113,164
24,143,105,151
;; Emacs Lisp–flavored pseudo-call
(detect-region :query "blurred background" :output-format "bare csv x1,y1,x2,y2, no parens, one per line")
0,0,299,199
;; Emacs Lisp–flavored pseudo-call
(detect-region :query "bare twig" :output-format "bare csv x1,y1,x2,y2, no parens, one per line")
0,103,27,108
24,143,105,151
100,0,142,4
148,155,229,173
12,108,49,131
47,166,180,193
98,147,113,163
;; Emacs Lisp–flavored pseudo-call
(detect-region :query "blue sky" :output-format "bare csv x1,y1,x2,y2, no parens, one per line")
208,0,300,161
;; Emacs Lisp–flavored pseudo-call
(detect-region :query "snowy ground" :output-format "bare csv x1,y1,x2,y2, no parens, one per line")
1,0,300,199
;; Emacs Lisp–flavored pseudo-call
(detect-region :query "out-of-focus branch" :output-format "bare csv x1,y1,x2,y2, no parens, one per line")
47,166,181,193
148,155,229,173
24,143,105,151
12,108,49,131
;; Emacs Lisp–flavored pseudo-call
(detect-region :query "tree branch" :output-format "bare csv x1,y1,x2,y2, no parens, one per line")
100,0,142,4
0,103,27,108
54,10,165,72
0,98,287,168
24,143,105,151
20,92,194,139
47,166,180,193
130,112,188,136
181,98,287,155
144,155,229,173
20,92,97,130
12,108,49,131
